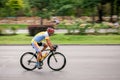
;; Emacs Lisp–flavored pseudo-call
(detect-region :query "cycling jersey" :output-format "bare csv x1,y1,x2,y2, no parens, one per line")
31,31,49,43
31,31,49,52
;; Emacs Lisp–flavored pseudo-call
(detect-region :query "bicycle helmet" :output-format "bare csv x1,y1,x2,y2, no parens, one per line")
47,27,55,34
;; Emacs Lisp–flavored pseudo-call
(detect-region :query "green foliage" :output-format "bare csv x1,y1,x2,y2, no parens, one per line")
10,26,18,34
118,27,120,34
6,0,25,9
82,0,100,8
100,22,110,29
5,0,25,16
79,23,92,35
0,0,7,8
0,8,8,17
22,0,32,16
0,27,4,35
57,19,120,35
57,22,66,29
66,25,77,34
56,5,75,16
0,0,120,20
0,0,30,17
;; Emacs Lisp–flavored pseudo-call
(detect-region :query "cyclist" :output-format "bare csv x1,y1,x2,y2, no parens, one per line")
31,27,55,69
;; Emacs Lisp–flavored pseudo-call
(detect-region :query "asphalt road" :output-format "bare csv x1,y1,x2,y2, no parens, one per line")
0,45,120,80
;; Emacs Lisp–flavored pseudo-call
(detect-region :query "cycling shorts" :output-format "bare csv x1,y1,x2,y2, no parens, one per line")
31,41,45,53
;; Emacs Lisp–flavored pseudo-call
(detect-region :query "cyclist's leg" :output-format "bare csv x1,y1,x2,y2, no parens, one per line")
32,41,43,59
31,42,42,69
41,42,48,52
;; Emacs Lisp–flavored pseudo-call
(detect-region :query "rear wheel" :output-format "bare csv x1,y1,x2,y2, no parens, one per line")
47,52,66,71
20,52,37,71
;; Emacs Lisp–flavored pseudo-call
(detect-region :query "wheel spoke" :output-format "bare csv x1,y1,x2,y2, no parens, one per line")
20,52,37,71
47,52,66,71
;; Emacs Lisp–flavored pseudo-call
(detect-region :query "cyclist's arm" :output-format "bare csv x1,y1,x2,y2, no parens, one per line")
46,38,54,50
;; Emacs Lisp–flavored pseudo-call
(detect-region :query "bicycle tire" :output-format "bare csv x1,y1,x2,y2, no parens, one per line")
47,52,66,71
20,52,37,71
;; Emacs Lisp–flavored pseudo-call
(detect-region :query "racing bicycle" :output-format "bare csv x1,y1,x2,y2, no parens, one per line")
20,45,66,71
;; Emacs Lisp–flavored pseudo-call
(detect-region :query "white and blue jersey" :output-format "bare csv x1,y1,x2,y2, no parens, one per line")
31,31,50,52
31,31,49,43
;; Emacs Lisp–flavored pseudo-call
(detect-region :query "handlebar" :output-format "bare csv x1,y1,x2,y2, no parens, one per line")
53,45,58,50
43,45,58,52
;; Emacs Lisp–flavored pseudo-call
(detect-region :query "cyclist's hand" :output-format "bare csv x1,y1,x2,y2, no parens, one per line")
50,48,55,51
50,46,55,51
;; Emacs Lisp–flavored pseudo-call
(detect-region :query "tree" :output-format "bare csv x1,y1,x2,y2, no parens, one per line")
0,0,8,17
81,0,101,23
109,0,120,22
0,0,7,8
73,0,83,17
51,0,75,16
28,0,51,25
29,0,76,17
22,0,32,16
6,0,25,16
0,0,120,21
81,0,120,23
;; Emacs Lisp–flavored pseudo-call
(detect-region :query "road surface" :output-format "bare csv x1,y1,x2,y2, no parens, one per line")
0,45,120,80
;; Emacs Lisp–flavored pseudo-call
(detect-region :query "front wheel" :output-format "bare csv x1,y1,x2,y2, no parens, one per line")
20,52,37,71
47,52,66,71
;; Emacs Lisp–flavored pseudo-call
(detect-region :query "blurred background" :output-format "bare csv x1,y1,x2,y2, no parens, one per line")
0,0,120,44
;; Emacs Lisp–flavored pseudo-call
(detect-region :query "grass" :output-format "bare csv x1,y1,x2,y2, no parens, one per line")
0,24,28,29
0,34,32,44
51,34,120,44
0,34,120,45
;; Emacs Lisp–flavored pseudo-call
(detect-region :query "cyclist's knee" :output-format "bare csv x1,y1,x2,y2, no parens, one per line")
44,43,48,48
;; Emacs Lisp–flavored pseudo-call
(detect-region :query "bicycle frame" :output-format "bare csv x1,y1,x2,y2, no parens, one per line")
29,45,58,66
36,49,56,62
36,45,58,62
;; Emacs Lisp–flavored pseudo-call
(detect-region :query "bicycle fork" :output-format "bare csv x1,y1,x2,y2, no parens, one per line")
52,52,58,62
